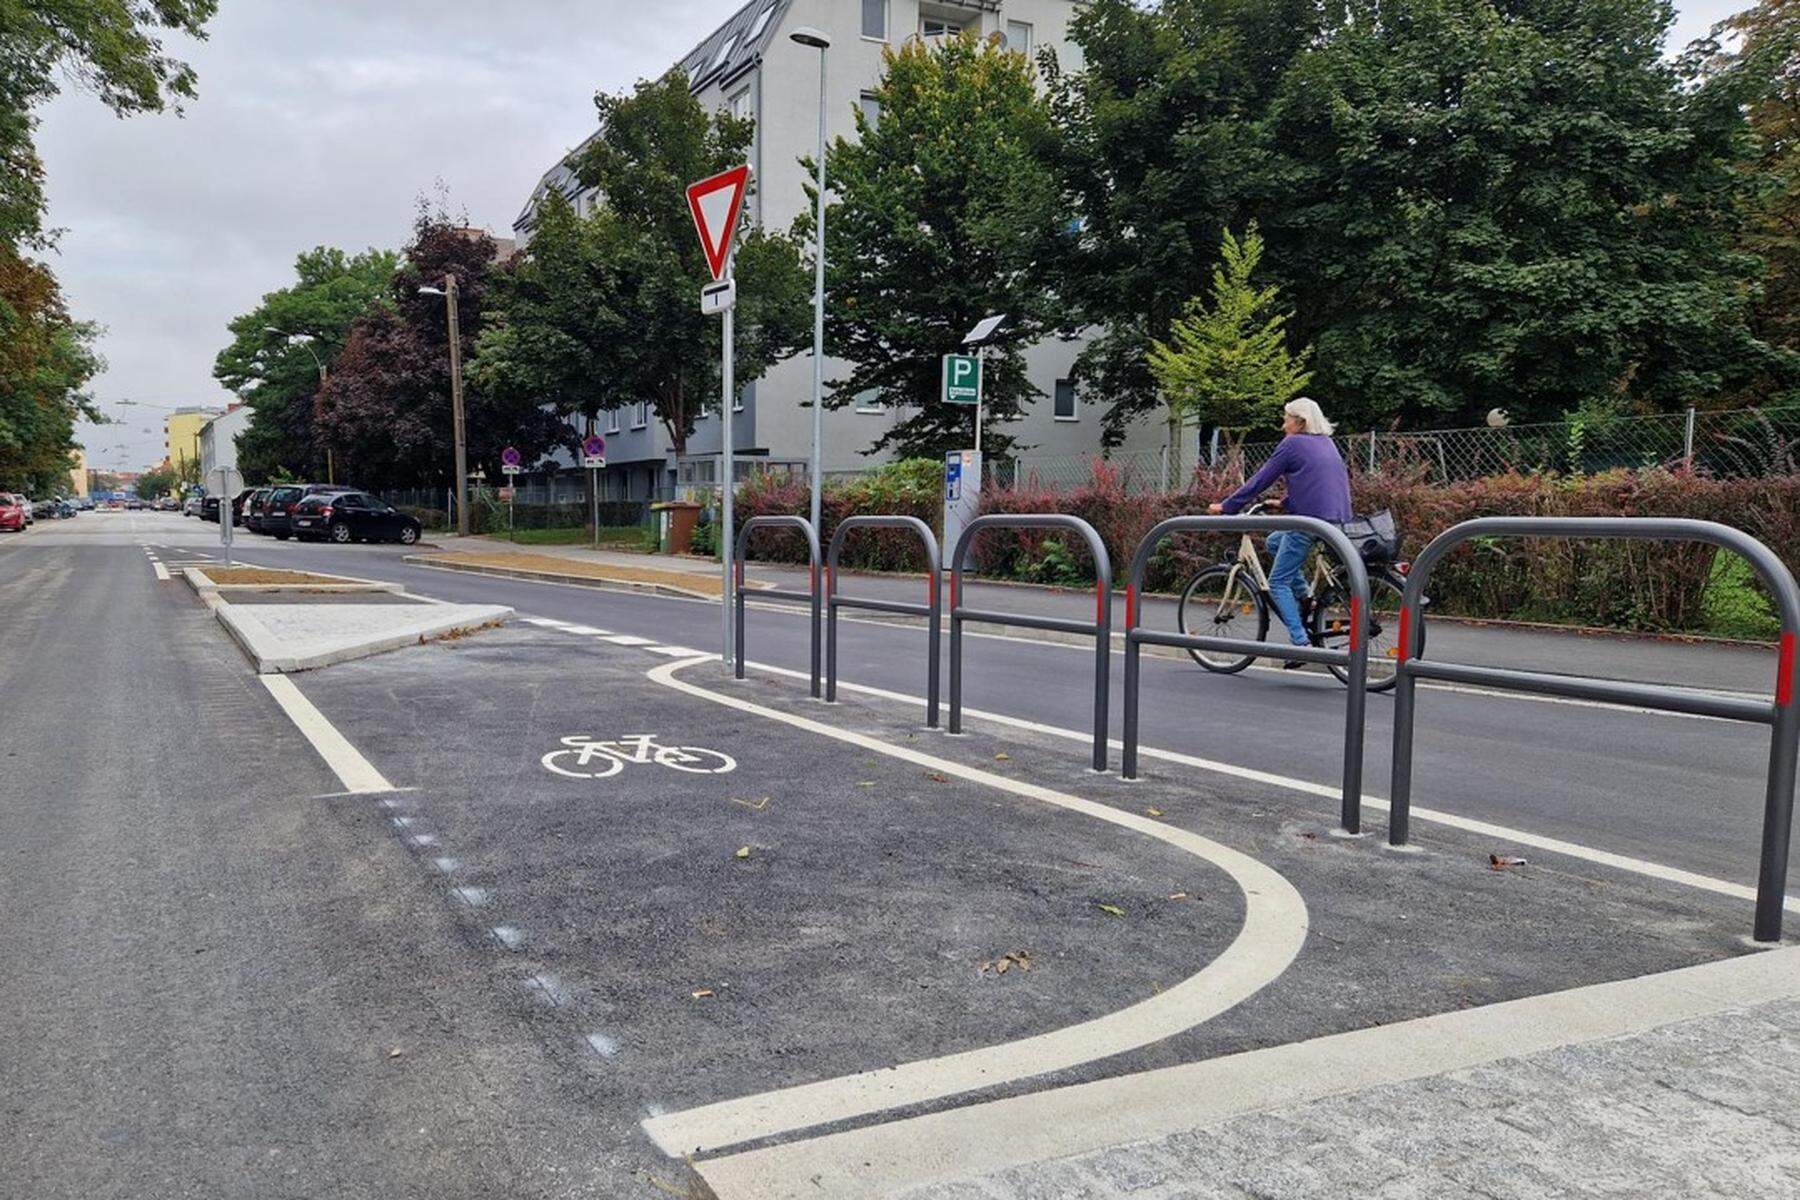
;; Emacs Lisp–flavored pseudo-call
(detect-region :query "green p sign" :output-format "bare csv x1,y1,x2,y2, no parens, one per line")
942,354,981,406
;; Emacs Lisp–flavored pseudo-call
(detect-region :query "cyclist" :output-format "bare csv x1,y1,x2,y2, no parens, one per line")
1208,398,1352,666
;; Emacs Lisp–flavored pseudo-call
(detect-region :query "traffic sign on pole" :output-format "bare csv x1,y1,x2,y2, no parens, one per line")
582,433,607,470
942,354,981,405
686,165,751,283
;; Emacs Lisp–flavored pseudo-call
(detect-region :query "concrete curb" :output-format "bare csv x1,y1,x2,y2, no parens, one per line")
183,565,403,597
212,600,515,674
402,554,759,602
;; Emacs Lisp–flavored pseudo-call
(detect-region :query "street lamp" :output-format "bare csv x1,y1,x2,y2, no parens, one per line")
266,328,334,484
419,277,470,537
791,25,830,535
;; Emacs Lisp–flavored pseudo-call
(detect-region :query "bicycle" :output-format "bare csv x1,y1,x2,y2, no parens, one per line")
541,734,738,779
1175,502,1422,692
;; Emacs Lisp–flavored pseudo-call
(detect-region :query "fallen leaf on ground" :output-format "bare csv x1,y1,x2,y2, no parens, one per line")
1168,892,1189,901
729,796,770,811
690,989,715,1000
1490,854,1528,870
994,753,1011,762
1097,903,1126,918
924,772,949,783
734,846,751,859
855,781,876,788
387,1048,404,1059
980,950,1033,976
1145,807,1164,818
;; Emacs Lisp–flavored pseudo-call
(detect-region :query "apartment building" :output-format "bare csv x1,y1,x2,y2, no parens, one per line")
165,407,225,478
515,0,1157,501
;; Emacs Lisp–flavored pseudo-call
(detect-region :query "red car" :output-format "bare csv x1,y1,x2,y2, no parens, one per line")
0,494,25,532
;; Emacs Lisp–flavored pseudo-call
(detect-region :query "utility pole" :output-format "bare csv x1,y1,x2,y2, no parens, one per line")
791,26,831,535
446,274,469,537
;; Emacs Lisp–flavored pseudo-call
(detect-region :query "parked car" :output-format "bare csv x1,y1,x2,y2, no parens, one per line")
243,487,274,533
33,498,57,519
54,500,76,518
182,496,202,517
0,494,25,532
260,483,346,540
17,496,33,524
200,495,222,522
291,491,423,545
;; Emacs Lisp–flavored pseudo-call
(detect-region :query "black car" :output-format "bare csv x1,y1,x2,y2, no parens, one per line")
260,483,344,540
230,488,256,526
200,495,221,522
290,491,422,545
244,487,274,533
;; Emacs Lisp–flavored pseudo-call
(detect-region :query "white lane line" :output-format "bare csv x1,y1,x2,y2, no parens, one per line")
152,562,171,581
641,655,1308,1158
744,659,1800,918
646,644,702,657
259,675,395,795
521,617,573,628
601,634,655,646
558,623,611,635
698,945,1800,1200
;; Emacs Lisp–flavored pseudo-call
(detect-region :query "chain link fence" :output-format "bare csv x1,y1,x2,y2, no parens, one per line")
997,406,1800,494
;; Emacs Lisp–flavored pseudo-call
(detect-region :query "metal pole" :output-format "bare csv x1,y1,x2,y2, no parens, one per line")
1684,406,1697,469
721,254,736,669
446,274,469,538
974,344,984,453
590,466,599,549
808,44,827,538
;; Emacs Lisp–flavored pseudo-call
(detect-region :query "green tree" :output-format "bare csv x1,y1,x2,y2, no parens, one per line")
0,246,99,494
813,33,1067,460
135,463,175,500
215,246,399,483
1,0,218,247
1148,226,1311,442
561,70,809,456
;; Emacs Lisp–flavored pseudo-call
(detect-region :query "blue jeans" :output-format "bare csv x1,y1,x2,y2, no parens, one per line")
1265,530,1315,645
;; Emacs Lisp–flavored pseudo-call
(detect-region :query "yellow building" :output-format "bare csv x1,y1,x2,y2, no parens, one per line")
165,408,223,477
68,448,88,497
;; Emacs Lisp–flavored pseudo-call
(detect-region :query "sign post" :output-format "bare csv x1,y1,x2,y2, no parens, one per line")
210,466,242,566
582,433,607,549
688,163,752,669
942,352,982,449
500,447,522,542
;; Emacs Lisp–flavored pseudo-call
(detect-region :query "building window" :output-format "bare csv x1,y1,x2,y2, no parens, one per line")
729,88,751,122
633,402,649,429
606,408,621,434
712,35,738,74
920,16,963,37
858,92,881,127
854,388,883,414
1006,20,1033,54
861,0,886,39
745,5,773,42
1054,379,1078,421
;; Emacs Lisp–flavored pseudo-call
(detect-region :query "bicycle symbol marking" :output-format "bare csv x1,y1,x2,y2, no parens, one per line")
541,734,737,780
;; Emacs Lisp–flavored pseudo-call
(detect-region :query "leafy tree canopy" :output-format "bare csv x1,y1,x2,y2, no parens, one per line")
0,245,98,493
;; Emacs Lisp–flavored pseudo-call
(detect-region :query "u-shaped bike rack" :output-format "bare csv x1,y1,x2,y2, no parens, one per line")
949,514,1113,771
1388,517,1800,942
732,515,822,697
1122,515,1372,833
826,516,943,727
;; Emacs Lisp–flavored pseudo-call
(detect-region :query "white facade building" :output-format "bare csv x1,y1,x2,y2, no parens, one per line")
514,0,1163,499
198,405,252,493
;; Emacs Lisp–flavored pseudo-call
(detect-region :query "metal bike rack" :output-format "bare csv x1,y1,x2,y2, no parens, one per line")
732,515,822,697
1388,517,1800,942
825,516,943,726
950,514,1113,771
1122,516,1372,833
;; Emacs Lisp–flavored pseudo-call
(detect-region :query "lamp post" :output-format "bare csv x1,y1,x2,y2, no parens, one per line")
419,276,469,536
791,26,831,535
266,328,333,484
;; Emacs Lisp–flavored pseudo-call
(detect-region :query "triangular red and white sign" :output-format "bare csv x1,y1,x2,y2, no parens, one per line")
686,164,750,282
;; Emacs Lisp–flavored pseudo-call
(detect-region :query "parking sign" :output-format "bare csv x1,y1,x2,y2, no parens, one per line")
942,354,981,406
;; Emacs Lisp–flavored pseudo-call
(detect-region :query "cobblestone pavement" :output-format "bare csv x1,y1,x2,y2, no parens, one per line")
897,997,1800,1200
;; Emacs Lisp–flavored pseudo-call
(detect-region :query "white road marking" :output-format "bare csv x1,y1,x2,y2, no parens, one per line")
585,1032,621,1058
522,617,573,628
558,623,611,635
259,675,395,795
601,634,655,646
641,656,1309,1158
491,925,525,950
450,886,490,908
152,562,170,581
646,644,702,657
697,945,1800,1199
743,659,1800,917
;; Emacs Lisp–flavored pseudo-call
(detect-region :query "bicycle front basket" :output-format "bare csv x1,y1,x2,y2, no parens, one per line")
1340,509,1400,564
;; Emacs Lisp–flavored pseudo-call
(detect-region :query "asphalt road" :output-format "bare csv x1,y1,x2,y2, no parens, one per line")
155,513,1799,894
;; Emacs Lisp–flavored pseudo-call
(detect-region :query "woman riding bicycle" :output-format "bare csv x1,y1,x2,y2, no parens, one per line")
1208,398,1351,666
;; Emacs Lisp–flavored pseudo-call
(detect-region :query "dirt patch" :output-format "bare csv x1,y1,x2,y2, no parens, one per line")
202,567,348,586
420,552,728,597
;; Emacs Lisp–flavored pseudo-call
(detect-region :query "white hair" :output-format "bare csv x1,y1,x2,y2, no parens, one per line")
1284,397,1335,436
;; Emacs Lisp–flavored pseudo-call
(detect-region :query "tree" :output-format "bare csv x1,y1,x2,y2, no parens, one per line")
215,246,399,483
313,217,568,488
0,245,99,494
1148,225,1311,442
136,463,175,500
813,34,1067,460
1,0,218,248
554,70,808,457
1048,0,1317,445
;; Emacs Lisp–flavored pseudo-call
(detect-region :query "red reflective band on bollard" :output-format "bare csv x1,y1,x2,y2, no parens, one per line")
1125,584,1138,630
1397,607,1413,664
1096,580,1107,626
1349,596,1363,653
734,560,744,587
1779,632,1796,707
950,575,959,611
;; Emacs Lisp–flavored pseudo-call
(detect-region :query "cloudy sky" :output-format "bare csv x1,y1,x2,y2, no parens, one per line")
39,0,1745,470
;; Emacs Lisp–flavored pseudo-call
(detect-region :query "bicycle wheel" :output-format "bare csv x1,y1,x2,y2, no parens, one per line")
1315,572,1416,693
1177,563,1271,673
656,746,738,774
541,743,625,779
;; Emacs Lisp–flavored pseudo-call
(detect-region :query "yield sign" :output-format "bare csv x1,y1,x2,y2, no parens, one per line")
686,164,751,282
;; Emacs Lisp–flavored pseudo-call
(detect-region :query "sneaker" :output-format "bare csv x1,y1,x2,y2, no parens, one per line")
1282,658,1307,671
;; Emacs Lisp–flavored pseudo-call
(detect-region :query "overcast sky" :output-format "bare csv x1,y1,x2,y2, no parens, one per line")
39,0,1745,471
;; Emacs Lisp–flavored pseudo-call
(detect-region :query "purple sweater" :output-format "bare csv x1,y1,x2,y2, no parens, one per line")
1220,434,1352,522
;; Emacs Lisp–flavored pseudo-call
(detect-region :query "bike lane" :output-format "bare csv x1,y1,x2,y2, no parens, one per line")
273,618,1771,1191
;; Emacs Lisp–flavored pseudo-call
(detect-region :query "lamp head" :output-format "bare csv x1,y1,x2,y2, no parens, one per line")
789,26,831,49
